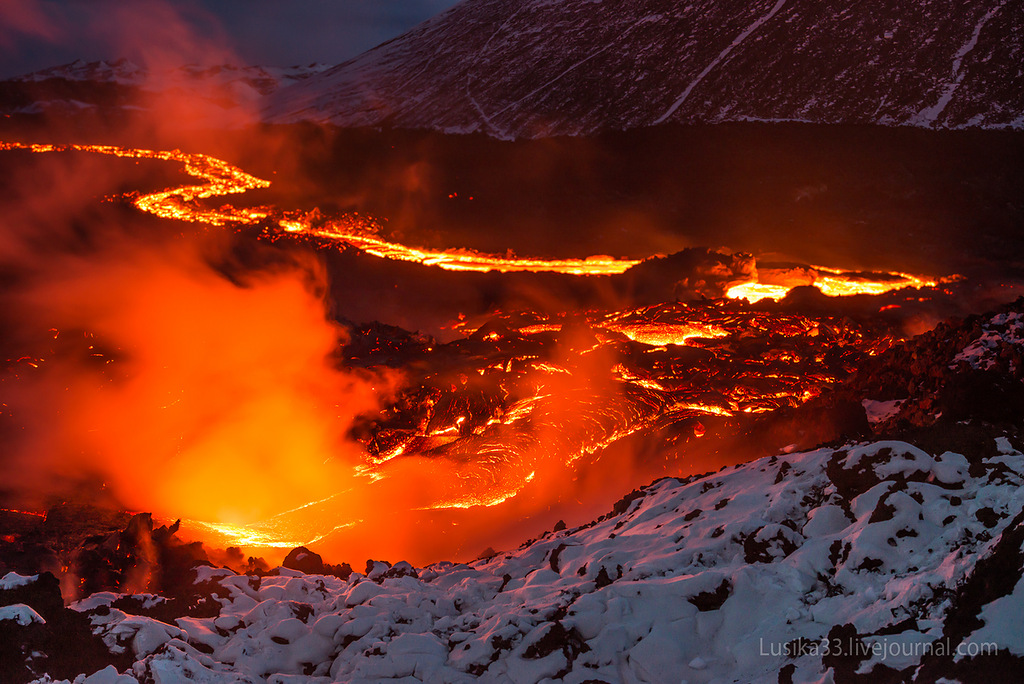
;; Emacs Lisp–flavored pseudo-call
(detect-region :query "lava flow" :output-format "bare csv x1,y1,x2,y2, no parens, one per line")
0,140,938,290
0,141,946,563
727,268,938,303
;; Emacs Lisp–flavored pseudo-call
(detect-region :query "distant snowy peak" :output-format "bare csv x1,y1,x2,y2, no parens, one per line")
13,59,332,94
2,59,332,123
15,58,147,86
264,0,1024,138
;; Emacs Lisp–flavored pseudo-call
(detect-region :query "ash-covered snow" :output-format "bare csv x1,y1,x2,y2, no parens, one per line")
12,60,330,94
13,59,147,86
844,299,1024,433
37,438,1024,683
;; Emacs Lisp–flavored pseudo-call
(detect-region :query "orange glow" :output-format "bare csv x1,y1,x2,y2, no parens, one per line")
726,282,792,302
2,141,640,275
2,141,941,292
7,245,399,530
0,508,47,519
0,140,934,566
603,321,729,346
727,267,938,302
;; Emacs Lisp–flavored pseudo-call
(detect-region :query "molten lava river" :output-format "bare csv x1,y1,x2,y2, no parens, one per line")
0,141,950,566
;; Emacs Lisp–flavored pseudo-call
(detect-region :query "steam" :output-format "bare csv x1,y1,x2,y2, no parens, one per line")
1,0,267,136
0,144,626,568
0,142,404,553
0,1,59,51
0,139,977,571
0,0,233,73
0,141,656,569
1,231,400,522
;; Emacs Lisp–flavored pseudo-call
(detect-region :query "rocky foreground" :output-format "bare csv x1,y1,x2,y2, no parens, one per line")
4,436,1023,683
2,301,1024,683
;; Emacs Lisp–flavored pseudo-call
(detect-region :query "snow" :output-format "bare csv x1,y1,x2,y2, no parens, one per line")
913,0,1009,126
484,16,648,126
5,60,332,129
81,665,139,684
254,0,1023,136
654,0,789,124
0,603,45,626
44,438,1024,682
952,311,1024,371
861,398,903,425
1,570,37,590
13,60,329,92
966,576,1024,656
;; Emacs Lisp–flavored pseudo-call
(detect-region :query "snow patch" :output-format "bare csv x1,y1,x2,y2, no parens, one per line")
0,603,45,626
654,0,789,124
913,0,1009,126
952,311,1024,370
862,398,904,425
0,571,37,590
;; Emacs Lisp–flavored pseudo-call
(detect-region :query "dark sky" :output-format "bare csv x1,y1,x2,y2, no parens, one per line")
0,0,462,79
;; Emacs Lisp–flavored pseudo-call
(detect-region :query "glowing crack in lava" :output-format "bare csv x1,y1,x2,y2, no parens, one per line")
0,141,941,562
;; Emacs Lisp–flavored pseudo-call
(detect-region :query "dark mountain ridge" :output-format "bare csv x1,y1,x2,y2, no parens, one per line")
264,0,1023,138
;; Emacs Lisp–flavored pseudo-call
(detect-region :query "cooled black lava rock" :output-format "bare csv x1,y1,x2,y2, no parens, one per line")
0,573,128,684
283,546,326,574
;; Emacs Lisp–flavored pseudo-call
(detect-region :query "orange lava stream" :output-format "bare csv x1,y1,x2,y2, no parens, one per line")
280,219,641,274
727,268,938,303
1,141,639,275
0,508,48,519
726,283,792,303
2,141,942,294
0,140,941,555
0,141,272,226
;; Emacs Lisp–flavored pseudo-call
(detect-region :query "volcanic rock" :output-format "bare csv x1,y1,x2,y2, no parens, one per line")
849,297,1024,433
0,572,127,684
282,546,326,575
264,0,1023,137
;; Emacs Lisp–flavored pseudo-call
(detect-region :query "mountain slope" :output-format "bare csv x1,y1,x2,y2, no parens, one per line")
263,0,1023,138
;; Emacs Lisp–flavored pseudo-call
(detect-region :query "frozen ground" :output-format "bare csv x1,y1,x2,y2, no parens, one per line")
7,432,1023,683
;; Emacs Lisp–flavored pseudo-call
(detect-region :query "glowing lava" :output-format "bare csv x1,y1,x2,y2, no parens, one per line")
1,141,639,275
0,140,943,561
727,268,938,303
1,141,940,293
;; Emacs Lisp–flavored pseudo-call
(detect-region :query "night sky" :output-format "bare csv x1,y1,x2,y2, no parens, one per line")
0,0,461,79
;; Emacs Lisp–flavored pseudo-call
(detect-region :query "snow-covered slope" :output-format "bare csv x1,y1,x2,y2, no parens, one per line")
12,59,148,87
6,436,1024,683
263,0,1023,138
13,60,331,93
